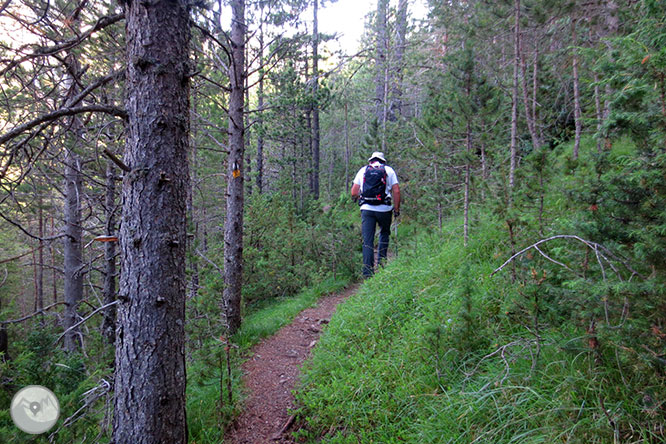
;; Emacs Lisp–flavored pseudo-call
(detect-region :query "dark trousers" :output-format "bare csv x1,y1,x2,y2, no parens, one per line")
361,210,392,277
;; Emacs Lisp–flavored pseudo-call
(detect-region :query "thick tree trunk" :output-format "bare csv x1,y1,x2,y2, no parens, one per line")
113,1,190,442
101,161,116,344
509,0,520,191
312,0,320,199
223,0,246,335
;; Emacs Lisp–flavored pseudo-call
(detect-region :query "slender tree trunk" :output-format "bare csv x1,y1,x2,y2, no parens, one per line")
102,161,117,344
374,0,388,123
593,71,603,153
312,0,320,199
223,0,246,334
245,51,252,197
61,24,86,355
434,161,442,231
113,1,190,442
36,196,44,324
390,0,408,118
344,101,350,192
480,139,487,201
51,217,57,305
572,17,582,160
520,32,540,150
0,291,7,360
509,0,520,191
532,45,541,143
256,7,265,194
63,145,83,352
189,79,200,302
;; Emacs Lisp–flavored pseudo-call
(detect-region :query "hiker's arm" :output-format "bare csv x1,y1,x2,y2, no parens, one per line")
351,183,360,201
392,184,401,213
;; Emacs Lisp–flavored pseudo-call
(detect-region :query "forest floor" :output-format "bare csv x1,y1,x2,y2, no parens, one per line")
224,283,359,444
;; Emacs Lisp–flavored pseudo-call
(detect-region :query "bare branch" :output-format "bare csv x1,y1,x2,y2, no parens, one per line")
490,234,645,279
102,148,130,172
0,13,124,77
0,104,127,147
54,300,119,345
1,301,67,324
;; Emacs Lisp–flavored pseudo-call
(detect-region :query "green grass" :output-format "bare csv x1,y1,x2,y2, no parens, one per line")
293,137,665,443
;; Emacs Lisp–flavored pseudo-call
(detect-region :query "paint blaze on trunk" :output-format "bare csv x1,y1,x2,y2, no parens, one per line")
223,0,246,334
113,1,190,443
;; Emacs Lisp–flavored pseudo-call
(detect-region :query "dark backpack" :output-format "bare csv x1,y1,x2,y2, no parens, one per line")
360,164,390,205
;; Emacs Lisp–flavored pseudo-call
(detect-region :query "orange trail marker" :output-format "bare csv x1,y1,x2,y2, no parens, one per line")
94,235,118,242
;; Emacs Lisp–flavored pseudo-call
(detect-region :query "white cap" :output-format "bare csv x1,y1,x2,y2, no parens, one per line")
368,151,386,163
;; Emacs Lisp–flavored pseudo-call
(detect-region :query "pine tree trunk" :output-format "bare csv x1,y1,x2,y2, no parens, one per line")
62,21,86,355
520,33,540,150
36,197,44,324
390,0,408,118
509,0,520,191
256,9,265,194
312,0,320,199
113,1,190,442
223,0,246,335
572,18,582,160
374,0,388,124
344,101,350,192
63,145,83,352
102,161,117,344
593,71,603,153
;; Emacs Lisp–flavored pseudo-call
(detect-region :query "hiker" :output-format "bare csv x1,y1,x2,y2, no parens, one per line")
351,151,401,278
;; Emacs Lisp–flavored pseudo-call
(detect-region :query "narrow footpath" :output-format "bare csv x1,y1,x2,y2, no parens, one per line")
224,284,359,444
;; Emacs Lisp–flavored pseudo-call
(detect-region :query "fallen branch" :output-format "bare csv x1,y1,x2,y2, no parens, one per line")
54,300,119,344
1,301,67,324
491,234,644,279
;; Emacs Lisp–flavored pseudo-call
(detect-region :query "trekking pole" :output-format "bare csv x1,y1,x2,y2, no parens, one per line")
393,217,400,257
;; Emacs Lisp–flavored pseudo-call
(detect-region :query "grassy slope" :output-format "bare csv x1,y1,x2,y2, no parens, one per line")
295,139,652,443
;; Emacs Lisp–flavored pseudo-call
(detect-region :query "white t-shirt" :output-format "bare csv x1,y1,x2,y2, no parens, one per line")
353,161,399,212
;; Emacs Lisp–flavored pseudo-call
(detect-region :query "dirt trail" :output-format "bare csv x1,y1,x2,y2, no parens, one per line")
224,284,359,444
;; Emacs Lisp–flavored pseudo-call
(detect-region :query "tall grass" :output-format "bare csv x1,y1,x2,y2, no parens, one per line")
295,199,663,443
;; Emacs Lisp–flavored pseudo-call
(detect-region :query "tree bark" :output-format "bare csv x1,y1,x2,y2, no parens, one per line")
390,0,408,118
36,195,44,324
520,32,541,150
374,0,389,124
311,0,320,199
101,161,116,344
113,1,190,442
256,5,265,194
223,0,246,335
509,0,520,191
572,17,582,160
62,144,84,353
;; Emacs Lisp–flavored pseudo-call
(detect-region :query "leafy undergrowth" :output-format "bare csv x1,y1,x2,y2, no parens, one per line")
294,209,665,443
